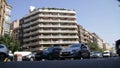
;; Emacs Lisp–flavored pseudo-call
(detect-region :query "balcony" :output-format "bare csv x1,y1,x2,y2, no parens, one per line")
24,29,78,37
39,14,76,18
23,41,40,47
24,25,40,32
23,20,40,27
24,35,79,42
38,24,77,28
59,25,77,28
39,35,79,38
24,40,79,46
24,14,40,22
39,9,76,14
40,19,76,23
23,36,40,42
24,19,76,27
24,30,39,36
38,30,78,33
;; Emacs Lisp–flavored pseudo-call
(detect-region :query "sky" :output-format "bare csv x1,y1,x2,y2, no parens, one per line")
6,0,120,47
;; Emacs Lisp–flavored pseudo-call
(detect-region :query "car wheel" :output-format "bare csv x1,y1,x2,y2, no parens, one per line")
81,52,90,59
0,54,6,62
30,58,34,61
7,58,12,62
60,57,65,60
77,53,82,59
48,55,53,60
118,54,120,57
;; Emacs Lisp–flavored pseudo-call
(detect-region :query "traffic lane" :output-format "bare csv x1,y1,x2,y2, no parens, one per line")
0,57,120,68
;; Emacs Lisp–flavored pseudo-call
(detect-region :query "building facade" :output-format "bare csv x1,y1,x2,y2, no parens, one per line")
0,0,12,36
103,43,112,51
92,33,104,49
20,8,79,51
10,20,19,40
78,25,93,44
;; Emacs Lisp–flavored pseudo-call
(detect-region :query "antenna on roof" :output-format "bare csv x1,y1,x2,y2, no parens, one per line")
29,6,35,12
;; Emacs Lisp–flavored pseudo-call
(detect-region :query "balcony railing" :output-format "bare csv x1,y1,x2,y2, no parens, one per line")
23,19,76,28
39,14,76,18
23,35,79,42
23,40,79,46
24,30,78,37
23,20,40,27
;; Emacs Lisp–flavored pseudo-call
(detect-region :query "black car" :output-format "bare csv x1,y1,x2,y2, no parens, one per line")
115,39,120,56
60,43,90,59
35,46,62,60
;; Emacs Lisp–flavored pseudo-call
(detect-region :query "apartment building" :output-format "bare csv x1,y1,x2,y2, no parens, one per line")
78,25,93,44
20,7,79,51
103,43,111,51
10,20,19,40
0,0,12,36
92,33,104,49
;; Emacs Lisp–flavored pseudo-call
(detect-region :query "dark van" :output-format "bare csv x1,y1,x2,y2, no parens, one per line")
115,39,120,56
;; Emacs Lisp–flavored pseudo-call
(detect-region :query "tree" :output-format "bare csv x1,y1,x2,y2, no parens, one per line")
117,0,120,7
87,41,103,52
0,34,20,52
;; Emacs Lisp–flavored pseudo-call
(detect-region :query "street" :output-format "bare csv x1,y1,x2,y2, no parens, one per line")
0,57,120,68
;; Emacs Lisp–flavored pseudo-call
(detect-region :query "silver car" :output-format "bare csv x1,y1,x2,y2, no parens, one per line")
90,51,102,58
0,44,9,61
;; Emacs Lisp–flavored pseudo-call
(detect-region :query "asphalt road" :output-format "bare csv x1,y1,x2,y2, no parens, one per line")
0,57,120,68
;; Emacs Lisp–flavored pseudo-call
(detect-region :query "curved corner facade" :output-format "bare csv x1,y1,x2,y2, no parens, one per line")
20,8,79,51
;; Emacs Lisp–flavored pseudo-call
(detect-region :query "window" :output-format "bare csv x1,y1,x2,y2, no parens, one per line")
5,7,11,15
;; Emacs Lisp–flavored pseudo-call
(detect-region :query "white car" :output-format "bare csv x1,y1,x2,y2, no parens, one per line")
14,51,32,61
103,50,111,57
22,53,36,61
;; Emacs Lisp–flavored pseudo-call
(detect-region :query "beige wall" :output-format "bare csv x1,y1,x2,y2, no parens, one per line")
10,20,19,40
0,0,12,36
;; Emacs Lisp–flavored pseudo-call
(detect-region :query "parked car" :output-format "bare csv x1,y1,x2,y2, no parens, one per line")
14,51,32,61
8,51,14,61
35,46,63,60
22,52,36,61
0,44,9,62
60,43,90,59
90,51,102,58
103,50,111,57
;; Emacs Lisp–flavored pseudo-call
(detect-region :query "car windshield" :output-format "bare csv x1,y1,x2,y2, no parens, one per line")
103,52,109,54
47,47,53,52
81,45,88,50
70,44,80,48
92,51,100,54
